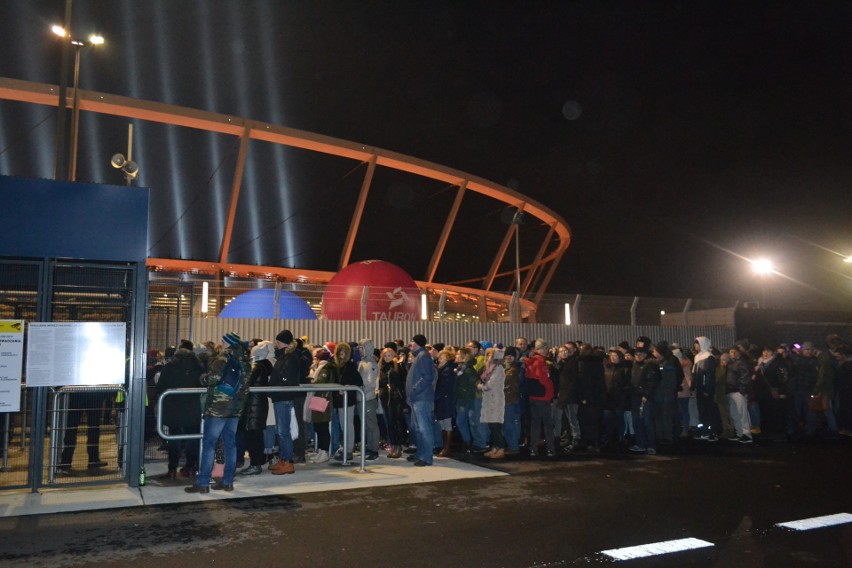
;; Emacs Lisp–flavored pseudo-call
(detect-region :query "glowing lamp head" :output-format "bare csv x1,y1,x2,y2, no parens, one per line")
752,258,774,275
51,25,67,38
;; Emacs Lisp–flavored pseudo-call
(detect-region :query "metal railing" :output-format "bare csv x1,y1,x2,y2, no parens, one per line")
157,384,368,473
48,385,127,484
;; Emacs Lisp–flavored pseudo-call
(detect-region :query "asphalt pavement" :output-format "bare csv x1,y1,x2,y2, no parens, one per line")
0,435,850,567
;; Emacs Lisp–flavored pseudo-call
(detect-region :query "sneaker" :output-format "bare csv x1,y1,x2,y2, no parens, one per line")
646,448,657,455
333,452,354,462
528,449,538,458
738,435,753,444
546,450,556,458
239,465,263,476
628,445,646,453
310,449,329,463
695,434,710,441
706,435,718,442
413,460,430,467
365,451,380,461
211,481,234,491
727,435,740,442
184,484,209,494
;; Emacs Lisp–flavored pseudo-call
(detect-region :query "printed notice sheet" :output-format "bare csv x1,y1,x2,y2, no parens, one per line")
0,320,25,411
26,322,126,387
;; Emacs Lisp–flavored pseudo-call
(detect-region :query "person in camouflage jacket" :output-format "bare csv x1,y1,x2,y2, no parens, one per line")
186,332,250,494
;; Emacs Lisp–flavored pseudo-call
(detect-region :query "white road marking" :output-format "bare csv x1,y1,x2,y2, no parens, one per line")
600,537,714,560
776,513,852,531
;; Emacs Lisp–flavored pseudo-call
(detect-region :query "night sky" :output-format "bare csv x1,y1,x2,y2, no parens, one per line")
1,1,851,309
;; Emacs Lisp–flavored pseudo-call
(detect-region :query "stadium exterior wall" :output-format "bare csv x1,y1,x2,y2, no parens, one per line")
182,318,738,352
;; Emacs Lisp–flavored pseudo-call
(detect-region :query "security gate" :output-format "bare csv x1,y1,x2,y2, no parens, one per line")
0,259,148,492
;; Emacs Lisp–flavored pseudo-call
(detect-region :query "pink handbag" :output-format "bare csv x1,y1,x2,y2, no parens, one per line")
308,395,329,413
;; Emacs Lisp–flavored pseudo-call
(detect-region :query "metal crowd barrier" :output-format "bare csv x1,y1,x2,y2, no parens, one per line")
157,384,368,473
48,385,127,483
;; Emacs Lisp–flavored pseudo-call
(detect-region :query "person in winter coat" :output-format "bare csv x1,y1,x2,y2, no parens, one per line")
185,332,250,494
357,338,381,461
238,341,273,476
692,337,719,441
575,344,606,452
524,339,556,457
156,345,204,478
455,348,486,452
502,346,522,454
480,347,507,459
629,347,660,455
555,343,580,450
406,334,438,466
332,342,363,461
434,349,457,457
603,348,630,447
726,347,753,443
307,347,335,463
379,347,408,458
652,342,678,445
268,330,301,475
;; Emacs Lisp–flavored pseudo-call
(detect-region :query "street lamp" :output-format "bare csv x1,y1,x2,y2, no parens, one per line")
751,258,774,308
52,24,104,182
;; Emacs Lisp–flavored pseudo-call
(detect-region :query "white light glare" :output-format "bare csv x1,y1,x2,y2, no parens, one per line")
844,255,852,264
51,25,66,37
88,34,104,45
420,294,428,321
752,258,774,275
201,282,209,313
564,303,571,325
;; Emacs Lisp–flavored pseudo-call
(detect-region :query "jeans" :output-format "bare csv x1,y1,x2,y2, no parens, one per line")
456,399,487,448
197,416,238,486
337,406,356,454
364,398,380,453
632,398,655,450
727,392,751,438
473,397,489,448
502,402,521,451
410,400,435,464
273,401,295,462
565,402,581,441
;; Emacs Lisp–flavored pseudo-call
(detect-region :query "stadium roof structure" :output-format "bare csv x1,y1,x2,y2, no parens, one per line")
0,77,571,317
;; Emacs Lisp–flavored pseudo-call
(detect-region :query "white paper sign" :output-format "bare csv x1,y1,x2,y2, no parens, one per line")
26,322,127,387
0,320,25,412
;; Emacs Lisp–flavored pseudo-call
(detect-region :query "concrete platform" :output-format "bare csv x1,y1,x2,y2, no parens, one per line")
0,455,505,518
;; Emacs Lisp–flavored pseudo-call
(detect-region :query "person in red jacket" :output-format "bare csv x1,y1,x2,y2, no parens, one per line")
524,339,556,457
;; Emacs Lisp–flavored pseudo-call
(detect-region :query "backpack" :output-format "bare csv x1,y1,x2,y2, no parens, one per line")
217,354,243,396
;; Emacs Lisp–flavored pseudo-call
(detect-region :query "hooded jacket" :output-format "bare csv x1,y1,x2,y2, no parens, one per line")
406,346,437,404
156,348,204,428
357,338,379,401
692,337,717,397
332,343,363,408
269,340,301,403
201,343,250,419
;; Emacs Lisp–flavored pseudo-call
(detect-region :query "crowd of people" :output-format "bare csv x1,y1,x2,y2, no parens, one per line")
149,330,852,493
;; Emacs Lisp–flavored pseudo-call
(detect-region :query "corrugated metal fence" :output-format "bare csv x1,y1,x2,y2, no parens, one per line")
184,318,738,351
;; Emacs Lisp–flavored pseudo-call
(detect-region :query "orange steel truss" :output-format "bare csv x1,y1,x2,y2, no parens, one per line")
0,77,572,316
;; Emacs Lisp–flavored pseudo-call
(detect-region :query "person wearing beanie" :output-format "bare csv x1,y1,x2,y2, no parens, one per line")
267,330,301,475
406,335,438,466
185,332,250,494
306,347,335,464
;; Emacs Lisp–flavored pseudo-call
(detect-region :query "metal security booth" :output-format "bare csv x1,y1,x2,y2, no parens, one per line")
0,176,149,492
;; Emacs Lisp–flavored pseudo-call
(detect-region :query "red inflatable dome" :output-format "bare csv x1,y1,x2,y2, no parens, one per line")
322,260,421,321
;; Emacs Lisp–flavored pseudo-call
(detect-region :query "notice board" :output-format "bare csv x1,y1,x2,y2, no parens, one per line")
25,322,127,387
